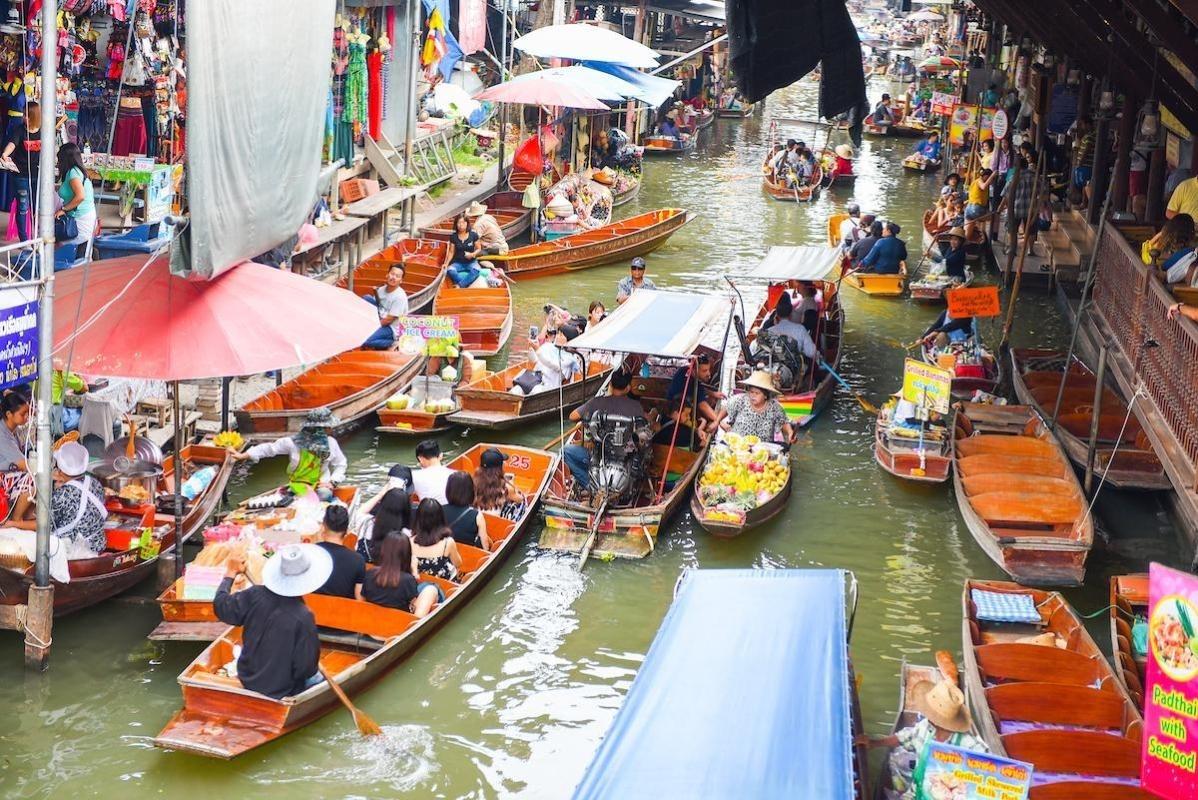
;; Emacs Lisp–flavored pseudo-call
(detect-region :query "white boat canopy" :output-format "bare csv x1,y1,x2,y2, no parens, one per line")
744,246,842,282
567,290,730,358
513,23,661,69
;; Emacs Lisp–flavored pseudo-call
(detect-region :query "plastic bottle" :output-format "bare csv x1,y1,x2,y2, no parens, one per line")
181,466,216,500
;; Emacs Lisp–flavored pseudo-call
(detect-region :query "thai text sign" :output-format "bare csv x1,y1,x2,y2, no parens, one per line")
947,286,1001,318
902,358,953,414
0,287,37,391
1142,562,1198,797
916,742,1032,800
931,92,958,116
396,315,460,357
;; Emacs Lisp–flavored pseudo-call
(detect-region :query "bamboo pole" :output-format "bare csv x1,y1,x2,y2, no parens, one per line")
1000,151,1047,348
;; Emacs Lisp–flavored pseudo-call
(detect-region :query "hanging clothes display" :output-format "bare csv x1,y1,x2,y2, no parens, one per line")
366,49,381,140
112,97,148,156
342,34,367,132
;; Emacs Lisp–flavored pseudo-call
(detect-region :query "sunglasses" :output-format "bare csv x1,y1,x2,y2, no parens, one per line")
631,266,645,271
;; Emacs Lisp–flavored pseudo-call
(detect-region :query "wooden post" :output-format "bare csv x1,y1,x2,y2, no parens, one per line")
1083,342,1109,496
23,585,53,670
1087,112,1113,226
626,1,647,138
1076,71,1091,122
1146,146,1167,225
1002,152,1047,347
1109,93,1136,214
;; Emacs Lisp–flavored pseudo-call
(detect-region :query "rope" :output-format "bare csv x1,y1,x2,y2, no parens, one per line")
1078,602,1139,621
1078,385,1145,528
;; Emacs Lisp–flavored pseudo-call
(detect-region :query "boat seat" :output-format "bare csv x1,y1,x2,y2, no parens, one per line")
1001,729,1142,778
956,435,1057,458
957,455,1066,481
417,573,459,598
304,593,418,640
975,643,1109,687
969,491,1083,525
986,682,1127,729
1029,782,1156,799
1055,413,1141,444
1117,651,1143,696
456,542,490,579
318,648,364,676
961,475,1079,499
1022,371,1096,391
483,515,517,547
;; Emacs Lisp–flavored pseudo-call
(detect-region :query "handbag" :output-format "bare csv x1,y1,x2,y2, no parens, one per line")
55,213,79,241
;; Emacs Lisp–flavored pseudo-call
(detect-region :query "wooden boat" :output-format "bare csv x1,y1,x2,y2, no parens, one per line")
863,106,929,138
952,404,1094,586
694,109,715,130
417,190,532,244
901,154,940,172
921,209,989,266
962,579,1150,797
642,135,695,155
689,446,792,538
448,359,612,430
236,350,425,440
1010,348,1170,491
150,485,361,642
488,208,692,279
874,396,952,483
762,166,822,202
841,265,907,297
333,237,451,313
715,103,754,118
819,149,856,187
376,376,459,437
611,178,641,207
923,334,1001,400
431,276,513,357
1110,574,1149,708
153,444,557,757
0,445,232,616
508,165,560,193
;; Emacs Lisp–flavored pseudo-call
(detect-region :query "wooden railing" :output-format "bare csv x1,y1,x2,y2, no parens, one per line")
1091,226,1198,491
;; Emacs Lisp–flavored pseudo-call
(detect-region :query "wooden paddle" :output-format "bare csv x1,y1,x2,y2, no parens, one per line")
819,359,878,415
318,663,382,736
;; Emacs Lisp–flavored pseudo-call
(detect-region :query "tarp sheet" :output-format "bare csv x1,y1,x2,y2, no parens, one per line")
746,245,842,281
511,66,642,102
581,61,682,108
566,290,728,357
175,0,335,279
573,569,855,799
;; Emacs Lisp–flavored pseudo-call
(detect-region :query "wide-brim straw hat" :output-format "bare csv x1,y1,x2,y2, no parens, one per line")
262,543,333,597
466,201,488,217
947,226,967,240
835,144,854,159
739,370,781,396
303,407,341,429
911,678,973,733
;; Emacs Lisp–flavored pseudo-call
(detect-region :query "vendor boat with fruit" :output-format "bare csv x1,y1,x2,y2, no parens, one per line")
538,291,733,561
691,430,792,538
153,443,556,757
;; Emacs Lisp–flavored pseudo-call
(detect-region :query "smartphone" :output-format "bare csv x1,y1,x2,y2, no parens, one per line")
529,325,538,340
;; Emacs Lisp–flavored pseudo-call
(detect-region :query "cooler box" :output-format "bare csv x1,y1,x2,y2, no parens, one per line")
955,364,986,379
93,222,174,260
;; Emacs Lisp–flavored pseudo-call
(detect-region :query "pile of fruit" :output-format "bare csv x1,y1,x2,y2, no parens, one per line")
385,393,456,414
697,433,790,515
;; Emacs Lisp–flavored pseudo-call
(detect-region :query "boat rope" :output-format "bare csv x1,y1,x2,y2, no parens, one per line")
1078,385,1145,528
11,604,52,649
1077,602,1140,621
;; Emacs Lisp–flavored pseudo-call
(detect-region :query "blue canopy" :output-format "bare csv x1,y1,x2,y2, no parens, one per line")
581,61,682,108
565,289,727,358
573,569,855,799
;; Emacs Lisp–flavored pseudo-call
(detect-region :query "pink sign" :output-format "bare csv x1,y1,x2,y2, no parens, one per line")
458,0,487,55
1142,562,1198,798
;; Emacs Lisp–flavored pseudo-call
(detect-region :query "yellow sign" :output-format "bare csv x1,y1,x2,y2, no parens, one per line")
902,358,954,414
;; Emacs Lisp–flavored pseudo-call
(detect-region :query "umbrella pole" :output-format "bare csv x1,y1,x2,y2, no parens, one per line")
172,380,184,582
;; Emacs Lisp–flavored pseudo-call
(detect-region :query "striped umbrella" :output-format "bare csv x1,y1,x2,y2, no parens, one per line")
918,56,963,73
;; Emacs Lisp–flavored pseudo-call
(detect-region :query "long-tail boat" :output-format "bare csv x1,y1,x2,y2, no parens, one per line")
431,277,513,357
334,238,451,313
153,444,556,758
0,445,232,616
874,396,952,483
962,579,1151,797
447,359,612,431
487,208,692,279
417,191,532,244
236,350,425,440
538,291,731,560
1110,573,1149,708
733,246,845,428
1010,348,1170,491
762,165,823,202
642,135,695,155
952,404,1093,586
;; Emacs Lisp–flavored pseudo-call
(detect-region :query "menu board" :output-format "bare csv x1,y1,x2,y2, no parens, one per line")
917,742,1032,800
1142,562,1198,797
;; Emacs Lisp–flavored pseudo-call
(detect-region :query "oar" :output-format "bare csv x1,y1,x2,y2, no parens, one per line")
318,663,382,736
819,359,878,414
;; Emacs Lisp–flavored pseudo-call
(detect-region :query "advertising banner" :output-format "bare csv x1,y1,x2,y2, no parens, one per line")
902,358,954,414
396,315,461,357
947,286,1001,318
916,742,1032,800
1142,562,1198,798
0,286,38,391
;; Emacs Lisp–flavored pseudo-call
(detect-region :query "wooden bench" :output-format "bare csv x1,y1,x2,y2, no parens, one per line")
344,186,424,248
292,215,368,279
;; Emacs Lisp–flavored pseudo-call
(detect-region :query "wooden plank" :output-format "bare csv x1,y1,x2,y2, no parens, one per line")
149,621,228,642
344,187,424,219
0,603,25,632
293,216,367,256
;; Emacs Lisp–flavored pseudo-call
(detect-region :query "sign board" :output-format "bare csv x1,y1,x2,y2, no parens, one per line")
1141,562,1198,797
991,109,1009,140
947,285,1001,318
916,742,1032,800
902,358,954,415
144,165,175,223
0,287,37,391
948,103,978,146
396,315,461,357
931,92,959,116
1047,84,1079,135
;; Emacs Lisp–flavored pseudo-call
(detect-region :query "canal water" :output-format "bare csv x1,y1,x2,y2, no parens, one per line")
0,82,1183,798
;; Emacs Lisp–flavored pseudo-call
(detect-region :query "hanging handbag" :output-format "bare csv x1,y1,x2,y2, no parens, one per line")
55,213,78,241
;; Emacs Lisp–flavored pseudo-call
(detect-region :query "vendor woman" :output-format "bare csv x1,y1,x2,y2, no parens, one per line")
716,370,795,444
231,407,347,500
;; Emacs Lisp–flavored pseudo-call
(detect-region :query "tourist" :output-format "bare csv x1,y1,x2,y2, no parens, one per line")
314,505,365,600
941,172,964,201
443,470,490,550
938,227,969,281
352,485,412,563
873,93,894,127
214,544,326,699
860,221,907,275
410,498,462,580
716,371,795,444
911,131,941,165
412,439,453,504
0,101,40,240
964,169,997,239
759,292,818,360
921,308,975,349
587,300,607,329
446,214,483,288
763,143,783,181
473,447,527,519
838,202,863,250
1072,117,1096,208
361,262,408,350
997,156,1048,247
564,370,646,491
465,200,509,256
978,138,995,171
53,142,96,267
1167,301,1198,323
9,442,105,555
1166,171,1198,220
361,533,440,618
1141,214,1195,267
850,219,884,267
511,327,582,396
232,407,347,500
616,257,656,304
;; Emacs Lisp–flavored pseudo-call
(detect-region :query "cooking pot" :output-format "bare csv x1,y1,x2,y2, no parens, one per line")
92,460,163,496
103,436,164,466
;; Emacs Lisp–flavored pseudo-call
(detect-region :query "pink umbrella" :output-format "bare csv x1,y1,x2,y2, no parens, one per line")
52,256,379,380
475,74,611,110
918,56,963,73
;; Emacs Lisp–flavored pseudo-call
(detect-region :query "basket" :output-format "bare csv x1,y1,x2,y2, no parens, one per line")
0,551,30,570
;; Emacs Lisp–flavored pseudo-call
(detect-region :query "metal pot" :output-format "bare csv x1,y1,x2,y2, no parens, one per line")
92,460,163,496
103,436,164,466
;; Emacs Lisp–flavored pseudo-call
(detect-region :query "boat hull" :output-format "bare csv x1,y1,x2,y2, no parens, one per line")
448,362,613,430
431,279,513,358
715,104,754,118
1110,574,1148,707
642,136,695,155
874,419,951,484
842,270,906,297
762,170,822,202
690,470,792,538
418,191,531,243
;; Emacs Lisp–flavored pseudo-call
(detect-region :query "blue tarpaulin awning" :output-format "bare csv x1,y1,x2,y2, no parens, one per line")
581,61,682,108
573,569,856,799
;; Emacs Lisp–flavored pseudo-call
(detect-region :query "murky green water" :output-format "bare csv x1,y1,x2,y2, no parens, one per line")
0,82,1183,799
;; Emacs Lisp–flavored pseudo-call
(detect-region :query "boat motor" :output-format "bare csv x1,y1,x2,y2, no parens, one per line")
584,412,650,502
753,329,805,391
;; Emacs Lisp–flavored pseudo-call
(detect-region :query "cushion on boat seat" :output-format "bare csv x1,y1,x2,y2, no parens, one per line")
956,453,1069,479
968,492,1083,525
304,593,418,640
985,682,1126,729
975,643,1107,687
956,435,1056,458
961,475,1079,499
456,542,490,578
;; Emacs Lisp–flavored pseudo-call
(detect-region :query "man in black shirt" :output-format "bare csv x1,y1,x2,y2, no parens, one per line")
314,505,366,599
214,544,329,699
564,371,646,490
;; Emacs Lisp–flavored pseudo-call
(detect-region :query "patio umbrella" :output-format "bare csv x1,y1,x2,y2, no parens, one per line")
907,10,946,22
474,73,611,110
918,56,963,73
514,66,643,103
512,23,659,69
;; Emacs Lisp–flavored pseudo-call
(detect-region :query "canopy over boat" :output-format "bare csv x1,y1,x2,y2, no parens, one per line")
746,245,842,282
565,289,729,357
573,569,855,800
513,23,660,69
580,61,680,107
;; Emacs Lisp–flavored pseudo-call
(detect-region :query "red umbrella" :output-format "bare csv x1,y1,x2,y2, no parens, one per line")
52,256,379,380
474,74,611,110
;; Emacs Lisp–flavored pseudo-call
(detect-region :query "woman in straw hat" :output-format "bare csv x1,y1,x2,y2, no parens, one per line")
859,668,987,799
715,371,794,444
831,143,855,182
937,226,969,282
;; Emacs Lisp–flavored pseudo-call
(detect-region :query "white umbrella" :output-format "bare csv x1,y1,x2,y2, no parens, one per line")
513,23,660,69
907,10,946,22
519,66,645,103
